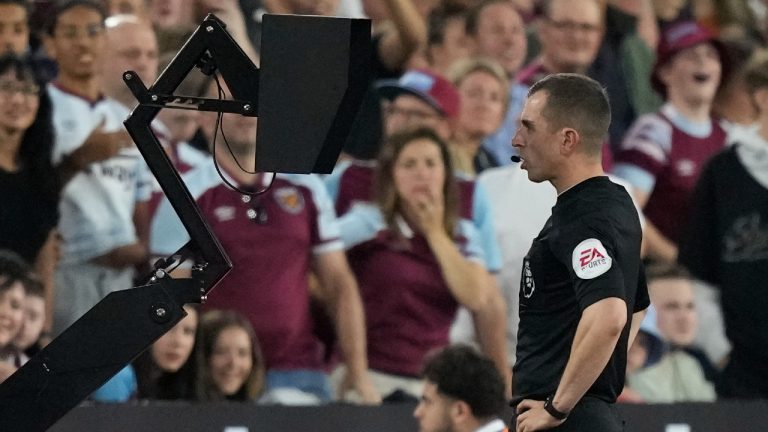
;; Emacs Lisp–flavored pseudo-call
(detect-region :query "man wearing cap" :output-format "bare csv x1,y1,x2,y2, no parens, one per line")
324,68,511,394
614,21,727,265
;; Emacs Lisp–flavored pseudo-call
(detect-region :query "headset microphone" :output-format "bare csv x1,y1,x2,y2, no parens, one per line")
510,156,522,163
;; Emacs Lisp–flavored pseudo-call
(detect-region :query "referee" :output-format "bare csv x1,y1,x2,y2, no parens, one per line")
510,74,649,432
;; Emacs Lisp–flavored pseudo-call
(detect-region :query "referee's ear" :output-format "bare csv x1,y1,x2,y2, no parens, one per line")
559,127,580,155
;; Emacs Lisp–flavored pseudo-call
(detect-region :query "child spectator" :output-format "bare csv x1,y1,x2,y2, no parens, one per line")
627,265,717,403
0,250,31,383
12,275,46,362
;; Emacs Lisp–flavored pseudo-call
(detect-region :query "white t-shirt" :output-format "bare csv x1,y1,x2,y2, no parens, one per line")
450,164,557,364
49,84,152,264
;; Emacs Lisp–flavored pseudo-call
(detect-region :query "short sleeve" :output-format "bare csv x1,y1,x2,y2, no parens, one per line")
634,262,650,312
551,219,627,311
458,219,487,269
614,114,673,193
134,160,154,202
337,203,385,249
304,175,344,254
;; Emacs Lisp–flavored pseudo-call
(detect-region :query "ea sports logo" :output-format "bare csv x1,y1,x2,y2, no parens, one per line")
580,248,606,267
572,238,612,279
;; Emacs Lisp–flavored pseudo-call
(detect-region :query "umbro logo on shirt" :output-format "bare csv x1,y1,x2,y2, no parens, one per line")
213,206,236,222
675,159,696,177
572,238,612,279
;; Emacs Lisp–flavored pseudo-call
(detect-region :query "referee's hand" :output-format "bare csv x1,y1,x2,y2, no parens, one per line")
515,399,565,432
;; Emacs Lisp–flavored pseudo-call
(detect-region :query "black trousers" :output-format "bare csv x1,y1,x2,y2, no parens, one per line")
510,397,624,432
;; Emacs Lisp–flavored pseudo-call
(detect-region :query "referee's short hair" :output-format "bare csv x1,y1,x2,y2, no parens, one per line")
422,345,506,420
529,73,611,156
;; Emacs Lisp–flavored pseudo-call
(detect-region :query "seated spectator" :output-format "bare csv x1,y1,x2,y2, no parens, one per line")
619,307,664,403
13,275,46,363
627,265,717,403
337,127,490,399
0,250,31,383
614,21,727,264
92,304,200,402
679,48,768,399
447,58,508,176
414,345,507,432
199,309,265,402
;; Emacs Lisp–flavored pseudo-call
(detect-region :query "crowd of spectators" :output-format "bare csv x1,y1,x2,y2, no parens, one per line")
1,0,768,409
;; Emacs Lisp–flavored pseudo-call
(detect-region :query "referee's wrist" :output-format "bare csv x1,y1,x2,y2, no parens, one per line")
544,395,569,421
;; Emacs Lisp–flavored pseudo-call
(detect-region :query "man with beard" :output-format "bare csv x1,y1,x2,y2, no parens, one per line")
414,345,508,432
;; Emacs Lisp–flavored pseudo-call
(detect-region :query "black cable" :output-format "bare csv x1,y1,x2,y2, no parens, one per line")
210,73,275,196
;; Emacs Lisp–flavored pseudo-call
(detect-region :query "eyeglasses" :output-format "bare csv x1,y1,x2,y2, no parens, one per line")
383,105,441,122
55,23,104,40
0,80,40,97
546,18,603,34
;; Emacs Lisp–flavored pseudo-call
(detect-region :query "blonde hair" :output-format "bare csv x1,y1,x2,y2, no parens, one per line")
447,57,510,108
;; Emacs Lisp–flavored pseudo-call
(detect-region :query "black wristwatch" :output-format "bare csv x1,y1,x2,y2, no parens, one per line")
544,395,569,421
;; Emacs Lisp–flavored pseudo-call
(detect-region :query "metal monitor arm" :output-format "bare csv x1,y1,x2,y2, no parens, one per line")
0,13,370,431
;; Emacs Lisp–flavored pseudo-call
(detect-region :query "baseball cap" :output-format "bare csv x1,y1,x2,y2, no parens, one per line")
376,69,461,119
651,21,724,95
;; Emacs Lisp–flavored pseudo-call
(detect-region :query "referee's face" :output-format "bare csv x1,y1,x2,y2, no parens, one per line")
512,91,561,183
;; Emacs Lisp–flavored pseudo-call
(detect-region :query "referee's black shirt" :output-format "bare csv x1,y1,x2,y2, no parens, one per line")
512,176,649,404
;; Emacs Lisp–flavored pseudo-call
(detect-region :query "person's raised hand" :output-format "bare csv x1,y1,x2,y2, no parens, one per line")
410,190,445,238
67,119,133,169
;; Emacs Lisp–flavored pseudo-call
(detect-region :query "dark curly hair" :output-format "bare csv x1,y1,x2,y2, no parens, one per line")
422,345,506,420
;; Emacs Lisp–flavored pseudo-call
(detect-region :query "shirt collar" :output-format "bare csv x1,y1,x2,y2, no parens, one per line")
475,419,507,432
395,214,415,239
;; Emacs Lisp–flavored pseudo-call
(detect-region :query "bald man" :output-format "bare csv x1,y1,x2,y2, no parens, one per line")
101,14,158,108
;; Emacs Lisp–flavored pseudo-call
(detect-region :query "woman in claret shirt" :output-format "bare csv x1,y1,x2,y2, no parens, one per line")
337,127,490,400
